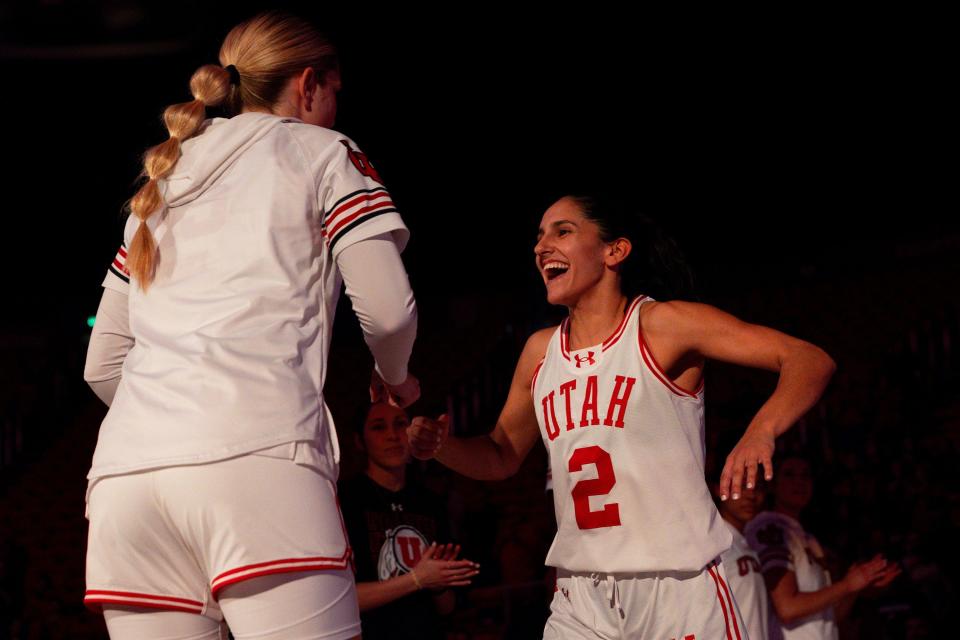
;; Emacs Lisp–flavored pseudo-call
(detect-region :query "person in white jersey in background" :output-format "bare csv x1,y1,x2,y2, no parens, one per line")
82,11,418,640
407,192,837,639
745,453,900,640
711,463,771,640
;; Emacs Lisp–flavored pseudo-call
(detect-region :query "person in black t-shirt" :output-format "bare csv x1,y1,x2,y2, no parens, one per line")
338,402,479,639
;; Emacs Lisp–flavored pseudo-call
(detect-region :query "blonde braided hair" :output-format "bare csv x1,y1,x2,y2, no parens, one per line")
126,10,338,289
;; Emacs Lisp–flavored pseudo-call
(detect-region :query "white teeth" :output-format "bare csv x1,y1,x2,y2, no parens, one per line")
544,262,569,271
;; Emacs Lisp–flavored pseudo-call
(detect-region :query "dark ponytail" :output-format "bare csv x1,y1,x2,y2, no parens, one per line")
567,193,699,302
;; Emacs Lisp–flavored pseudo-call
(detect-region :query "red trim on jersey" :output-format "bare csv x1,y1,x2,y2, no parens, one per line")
715,566,743,640
117,246,127,259
560,296,647,361
637,323,701,399
601,296,646,352
325,190,392,225
112,258,129,275
707,566,734,640
324,193,394,233
84,590,204,614
530,360,545,392
559,318,571,361
324,202,396,243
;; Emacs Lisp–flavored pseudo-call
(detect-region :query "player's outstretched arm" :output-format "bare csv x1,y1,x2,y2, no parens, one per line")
765,555,900,623
645,301,836,500
338,235,419,407
408,328,551,481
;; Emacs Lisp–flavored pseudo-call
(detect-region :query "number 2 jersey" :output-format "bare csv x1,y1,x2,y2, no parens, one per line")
532,296,731,573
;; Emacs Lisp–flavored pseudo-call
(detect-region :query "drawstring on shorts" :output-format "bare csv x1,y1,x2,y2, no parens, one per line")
591,572,625,620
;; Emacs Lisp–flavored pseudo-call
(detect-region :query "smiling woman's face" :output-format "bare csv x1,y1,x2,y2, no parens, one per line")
534,197,611,307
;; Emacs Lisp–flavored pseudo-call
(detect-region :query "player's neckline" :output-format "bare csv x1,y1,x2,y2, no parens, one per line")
560,296,646,360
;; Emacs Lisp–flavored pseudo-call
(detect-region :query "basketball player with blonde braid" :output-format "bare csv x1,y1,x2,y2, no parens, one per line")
83,11,418,640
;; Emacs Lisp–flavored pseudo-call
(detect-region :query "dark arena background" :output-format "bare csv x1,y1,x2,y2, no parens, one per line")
1,2,956,638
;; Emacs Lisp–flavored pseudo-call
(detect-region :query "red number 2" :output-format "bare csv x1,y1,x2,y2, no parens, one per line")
568,446,621,529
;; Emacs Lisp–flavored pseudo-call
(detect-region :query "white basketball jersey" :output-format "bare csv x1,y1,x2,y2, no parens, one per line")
745,512,838,640
721,520,770,640
90,113,407,481
533,296,731,573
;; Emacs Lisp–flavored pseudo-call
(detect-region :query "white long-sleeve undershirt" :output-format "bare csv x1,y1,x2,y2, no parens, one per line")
84,233,416,405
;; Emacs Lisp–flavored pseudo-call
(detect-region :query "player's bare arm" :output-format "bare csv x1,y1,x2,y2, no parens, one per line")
408,327,552,480
764,556,900,623
641,300,836,500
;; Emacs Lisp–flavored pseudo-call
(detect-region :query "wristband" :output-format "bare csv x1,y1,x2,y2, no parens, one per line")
410,568,423,590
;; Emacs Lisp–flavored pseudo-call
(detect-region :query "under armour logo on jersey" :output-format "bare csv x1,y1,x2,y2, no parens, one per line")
574,351,596,368
340,140,384,185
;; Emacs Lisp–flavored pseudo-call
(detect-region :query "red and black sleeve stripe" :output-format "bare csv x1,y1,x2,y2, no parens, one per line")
322,187,398,252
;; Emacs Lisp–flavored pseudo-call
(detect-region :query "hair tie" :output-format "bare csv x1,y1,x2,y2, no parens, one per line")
225,64,240,86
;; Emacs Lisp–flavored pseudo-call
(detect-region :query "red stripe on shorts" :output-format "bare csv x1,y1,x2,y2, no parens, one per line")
715,567,742,640
211,555,351,597
707,566,733,640
84,590,204,614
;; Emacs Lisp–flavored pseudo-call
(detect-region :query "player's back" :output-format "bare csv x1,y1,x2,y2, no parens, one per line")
91,113,405,479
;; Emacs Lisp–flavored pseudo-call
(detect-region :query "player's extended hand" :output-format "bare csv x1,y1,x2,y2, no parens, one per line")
719,423,775,501
408,414,449,460
410,542,479,590
370,371,421,408
843,554,901,592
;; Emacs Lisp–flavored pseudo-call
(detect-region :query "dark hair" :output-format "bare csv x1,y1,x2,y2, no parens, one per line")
352,401,410,437
566,193,699,301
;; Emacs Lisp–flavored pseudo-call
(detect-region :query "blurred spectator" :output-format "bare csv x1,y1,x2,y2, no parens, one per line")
338,402,478,639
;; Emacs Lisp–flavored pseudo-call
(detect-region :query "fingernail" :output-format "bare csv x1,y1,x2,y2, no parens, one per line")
746,482,754,489
732,493,739,500
721,494,728,501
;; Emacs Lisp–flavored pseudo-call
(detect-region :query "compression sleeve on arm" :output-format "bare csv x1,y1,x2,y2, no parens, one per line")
84,287,133,406
336,233,417,385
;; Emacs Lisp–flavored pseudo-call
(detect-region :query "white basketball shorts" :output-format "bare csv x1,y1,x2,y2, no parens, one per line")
85,451,353,622
543,559,746,640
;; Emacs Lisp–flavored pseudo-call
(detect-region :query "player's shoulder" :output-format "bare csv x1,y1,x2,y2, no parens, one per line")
639,298,717,331
277,121,358,159
515,325,558,387
524,325,558,360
